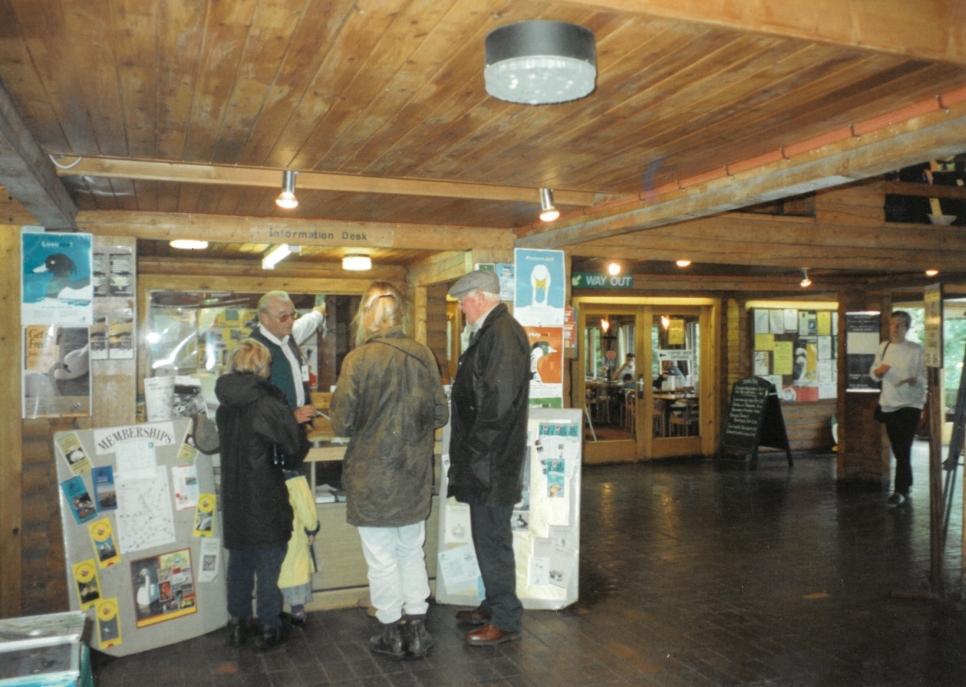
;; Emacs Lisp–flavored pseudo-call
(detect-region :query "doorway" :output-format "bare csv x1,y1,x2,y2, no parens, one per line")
574,298,718,463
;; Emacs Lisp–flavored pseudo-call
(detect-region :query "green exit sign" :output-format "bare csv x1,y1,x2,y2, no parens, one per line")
571,273,634,289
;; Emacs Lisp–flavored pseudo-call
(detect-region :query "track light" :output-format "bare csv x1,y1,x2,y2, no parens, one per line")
539,188,559,222
800,269,812,288
342,254,372,271
276,170,299,209
262,244,300,270
169,239,209,250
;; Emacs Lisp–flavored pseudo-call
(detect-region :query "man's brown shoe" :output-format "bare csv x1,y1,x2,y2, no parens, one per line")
464,623,520,646
455,606,490,625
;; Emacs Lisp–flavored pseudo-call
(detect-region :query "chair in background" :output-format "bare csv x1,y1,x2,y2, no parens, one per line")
668,398,699,437
622,390,636,434
652,398,666,438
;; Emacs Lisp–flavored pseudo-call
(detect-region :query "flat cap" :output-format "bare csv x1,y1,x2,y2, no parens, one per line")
448,270,500,298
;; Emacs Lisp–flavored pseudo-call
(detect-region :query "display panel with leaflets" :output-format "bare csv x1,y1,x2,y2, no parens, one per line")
54,419,226,657
750,306,838,402
435,408,581,610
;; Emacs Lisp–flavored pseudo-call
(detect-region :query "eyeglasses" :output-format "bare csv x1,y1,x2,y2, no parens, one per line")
267,310,301,323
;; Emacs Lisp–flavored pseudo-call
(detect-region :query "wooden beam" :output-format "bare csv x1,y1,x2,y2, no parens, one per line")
0,226,23,617
138,256,407,281
517,103,966,249
571,214,966,271
883,181,966,201
0,81,77,229
140,273,377,297
57,156,603,207
77,211,516,252
564,0,966,65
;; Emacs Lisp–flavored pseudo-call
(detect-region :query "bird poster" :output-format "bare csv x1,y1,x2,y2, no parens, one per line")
524,326,564,408
129,548,197,628
21,230,93,326
22,324,91,419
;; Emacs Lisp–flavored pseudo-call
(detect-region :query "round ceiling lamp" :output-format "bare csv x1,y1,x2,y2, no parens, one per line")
484,21,597,105
343,254,372,271
170,239,209,250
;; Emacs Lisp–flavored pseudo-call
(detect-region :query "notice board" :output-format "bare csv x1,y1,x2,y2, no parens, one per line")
719,377,792,468
54,419,227,657
435,408,581,611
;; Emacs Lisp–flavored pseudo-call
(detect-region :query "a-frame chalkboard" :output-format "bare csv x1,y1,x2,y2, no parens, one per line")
719,376,792,468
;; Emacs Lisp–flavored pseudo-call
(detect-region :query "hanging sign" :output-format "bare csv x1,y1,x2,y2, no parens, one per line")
924,283,943,368
570,273,633,289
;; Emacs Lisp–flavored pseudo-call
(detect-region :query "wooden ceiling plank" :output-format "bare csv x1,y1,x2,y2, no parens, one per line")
57,156,600,205
209,0,305,165
156,0,207,159
183,0,260,163
238,0,359,166
8,0,100,153
562,0,966,65
0,2,71,152
516,102,966,248
110,0,160,159
0,78,77,228
291,0,459,173
884,181,966,200
261,0,413,170
77,210,516,252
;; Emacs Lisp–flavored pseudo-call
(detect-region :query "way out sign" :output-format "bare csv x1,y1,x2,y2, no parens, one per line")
571,273,633,289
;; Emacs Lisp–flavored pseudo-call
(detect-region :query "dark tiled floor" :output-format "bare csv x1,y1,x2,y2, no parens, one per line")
92,443,966,686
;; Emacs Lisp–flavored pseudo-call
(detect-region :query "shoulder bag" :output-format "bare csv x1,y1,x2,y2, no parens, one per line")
873,341,891,423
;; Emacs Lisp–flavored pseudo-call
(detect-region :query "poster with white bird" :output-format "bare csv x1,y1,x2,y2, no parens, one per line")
21,229,93,326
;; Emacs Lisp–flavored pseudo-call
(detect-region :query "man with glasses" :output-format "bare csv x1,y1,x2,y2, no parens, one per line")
250,291,326,425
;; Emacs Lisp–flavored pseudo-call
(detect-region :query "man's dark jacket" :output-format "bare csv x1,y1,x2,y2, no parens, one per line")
215,373,309,549
448,303,530,506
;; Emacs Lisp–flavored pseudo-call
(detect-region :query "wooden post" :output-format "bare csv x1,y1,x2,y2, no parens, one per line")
927,367,944,596
0,226,23,617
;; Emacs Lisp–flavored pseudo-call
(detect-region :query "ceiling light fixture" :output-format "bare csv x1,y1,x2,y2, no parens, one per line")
800,269,812,288
484,20,597,105
676,259,692,268
539,188,560,222
925,269,939,277
600,318,610,333
607,262,621,276
343,254,372,271
276,170,299,209
169,239,209,250
262,244,300,270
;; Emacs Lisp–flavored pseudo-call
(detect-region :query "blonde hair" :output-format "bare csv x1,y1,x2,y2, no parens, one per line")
228,339,272,376
353,282,409,347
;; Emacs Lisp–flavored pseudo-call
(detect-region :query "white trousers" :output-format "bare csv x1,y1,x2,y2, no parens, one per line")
357,521,430,624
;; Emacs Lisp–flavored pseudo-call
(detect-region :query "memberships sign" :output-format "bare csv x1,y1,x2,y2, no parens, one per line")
571,273,633,289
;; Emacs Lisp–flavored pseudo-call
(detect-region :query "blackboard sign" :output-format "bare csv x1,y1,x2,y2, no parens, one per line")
719,376,792,468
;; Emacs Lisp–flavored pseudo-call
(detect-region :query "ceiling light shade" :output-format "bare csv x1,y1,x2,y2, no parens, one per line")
484,21,596,105
169,239,209,250
343,254,372,271
800,269,812,288
539,188,560,222
276,170,299,209
262,244,300,270
676,259,692,268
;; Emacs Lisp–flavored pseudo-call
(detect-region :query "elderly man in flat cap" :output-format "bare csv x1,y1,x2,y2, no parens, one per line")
447,270,530,646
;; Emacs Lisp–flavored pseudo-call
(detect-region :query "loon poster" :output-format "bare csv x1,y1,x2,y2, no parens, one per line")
21,230,93,326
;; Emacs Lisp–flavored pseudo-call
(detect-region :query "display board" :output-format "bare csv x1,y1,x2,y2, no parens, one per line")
54,419,227,657
750,307,837,402
719,377,792,468
435,408,581,610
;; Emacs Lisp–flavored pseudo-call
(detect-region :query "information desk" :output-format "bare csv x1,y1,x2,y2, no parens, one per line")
302,435,443,611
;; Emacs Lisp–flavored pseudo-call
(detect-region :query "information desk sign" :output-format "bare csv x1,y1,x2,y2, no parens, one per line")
719,376,792,468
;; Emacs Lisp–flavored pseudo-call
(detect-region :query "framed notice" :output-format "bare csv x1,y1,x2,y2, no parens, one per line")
845,312,881,391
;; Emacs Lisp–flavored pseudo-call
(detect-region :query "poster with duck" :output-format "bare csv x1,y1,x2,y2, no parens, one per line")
21,230,93,326
22,324,91,418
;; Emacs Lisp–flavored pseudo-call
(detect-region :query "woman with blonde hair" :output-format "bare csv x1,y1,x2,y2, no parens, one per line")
330,282,449,659
216,338,309,650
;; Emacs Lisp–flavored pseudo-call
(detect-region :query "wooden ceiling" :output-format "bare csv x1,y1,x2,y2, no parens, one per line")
1,0,966,279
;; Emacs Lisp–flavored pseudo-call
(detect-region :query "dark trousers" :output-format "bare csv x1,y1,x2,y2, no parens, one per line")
470,504,522,632
883,407,921,496
227,546,287,628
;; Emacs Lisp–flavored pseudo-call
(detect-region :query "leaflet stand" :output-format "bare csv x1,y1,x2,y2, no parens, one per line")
435,408,581,611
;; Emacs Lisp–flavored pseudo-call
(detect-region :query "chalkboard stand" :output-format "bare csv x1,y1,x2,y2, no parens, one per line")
718,377,793,469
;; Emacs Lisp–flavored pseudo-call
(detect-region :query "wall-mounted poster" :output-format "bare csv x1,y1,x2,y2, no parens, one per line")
23,325,91,419
514,248,565,326
130,548,197,628
845,312,881,391
525,326,564,408
21,230,93,326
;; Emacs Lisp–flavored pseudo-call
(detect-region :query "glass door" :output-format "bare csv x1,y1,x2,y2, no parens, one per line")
648,309,703,458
